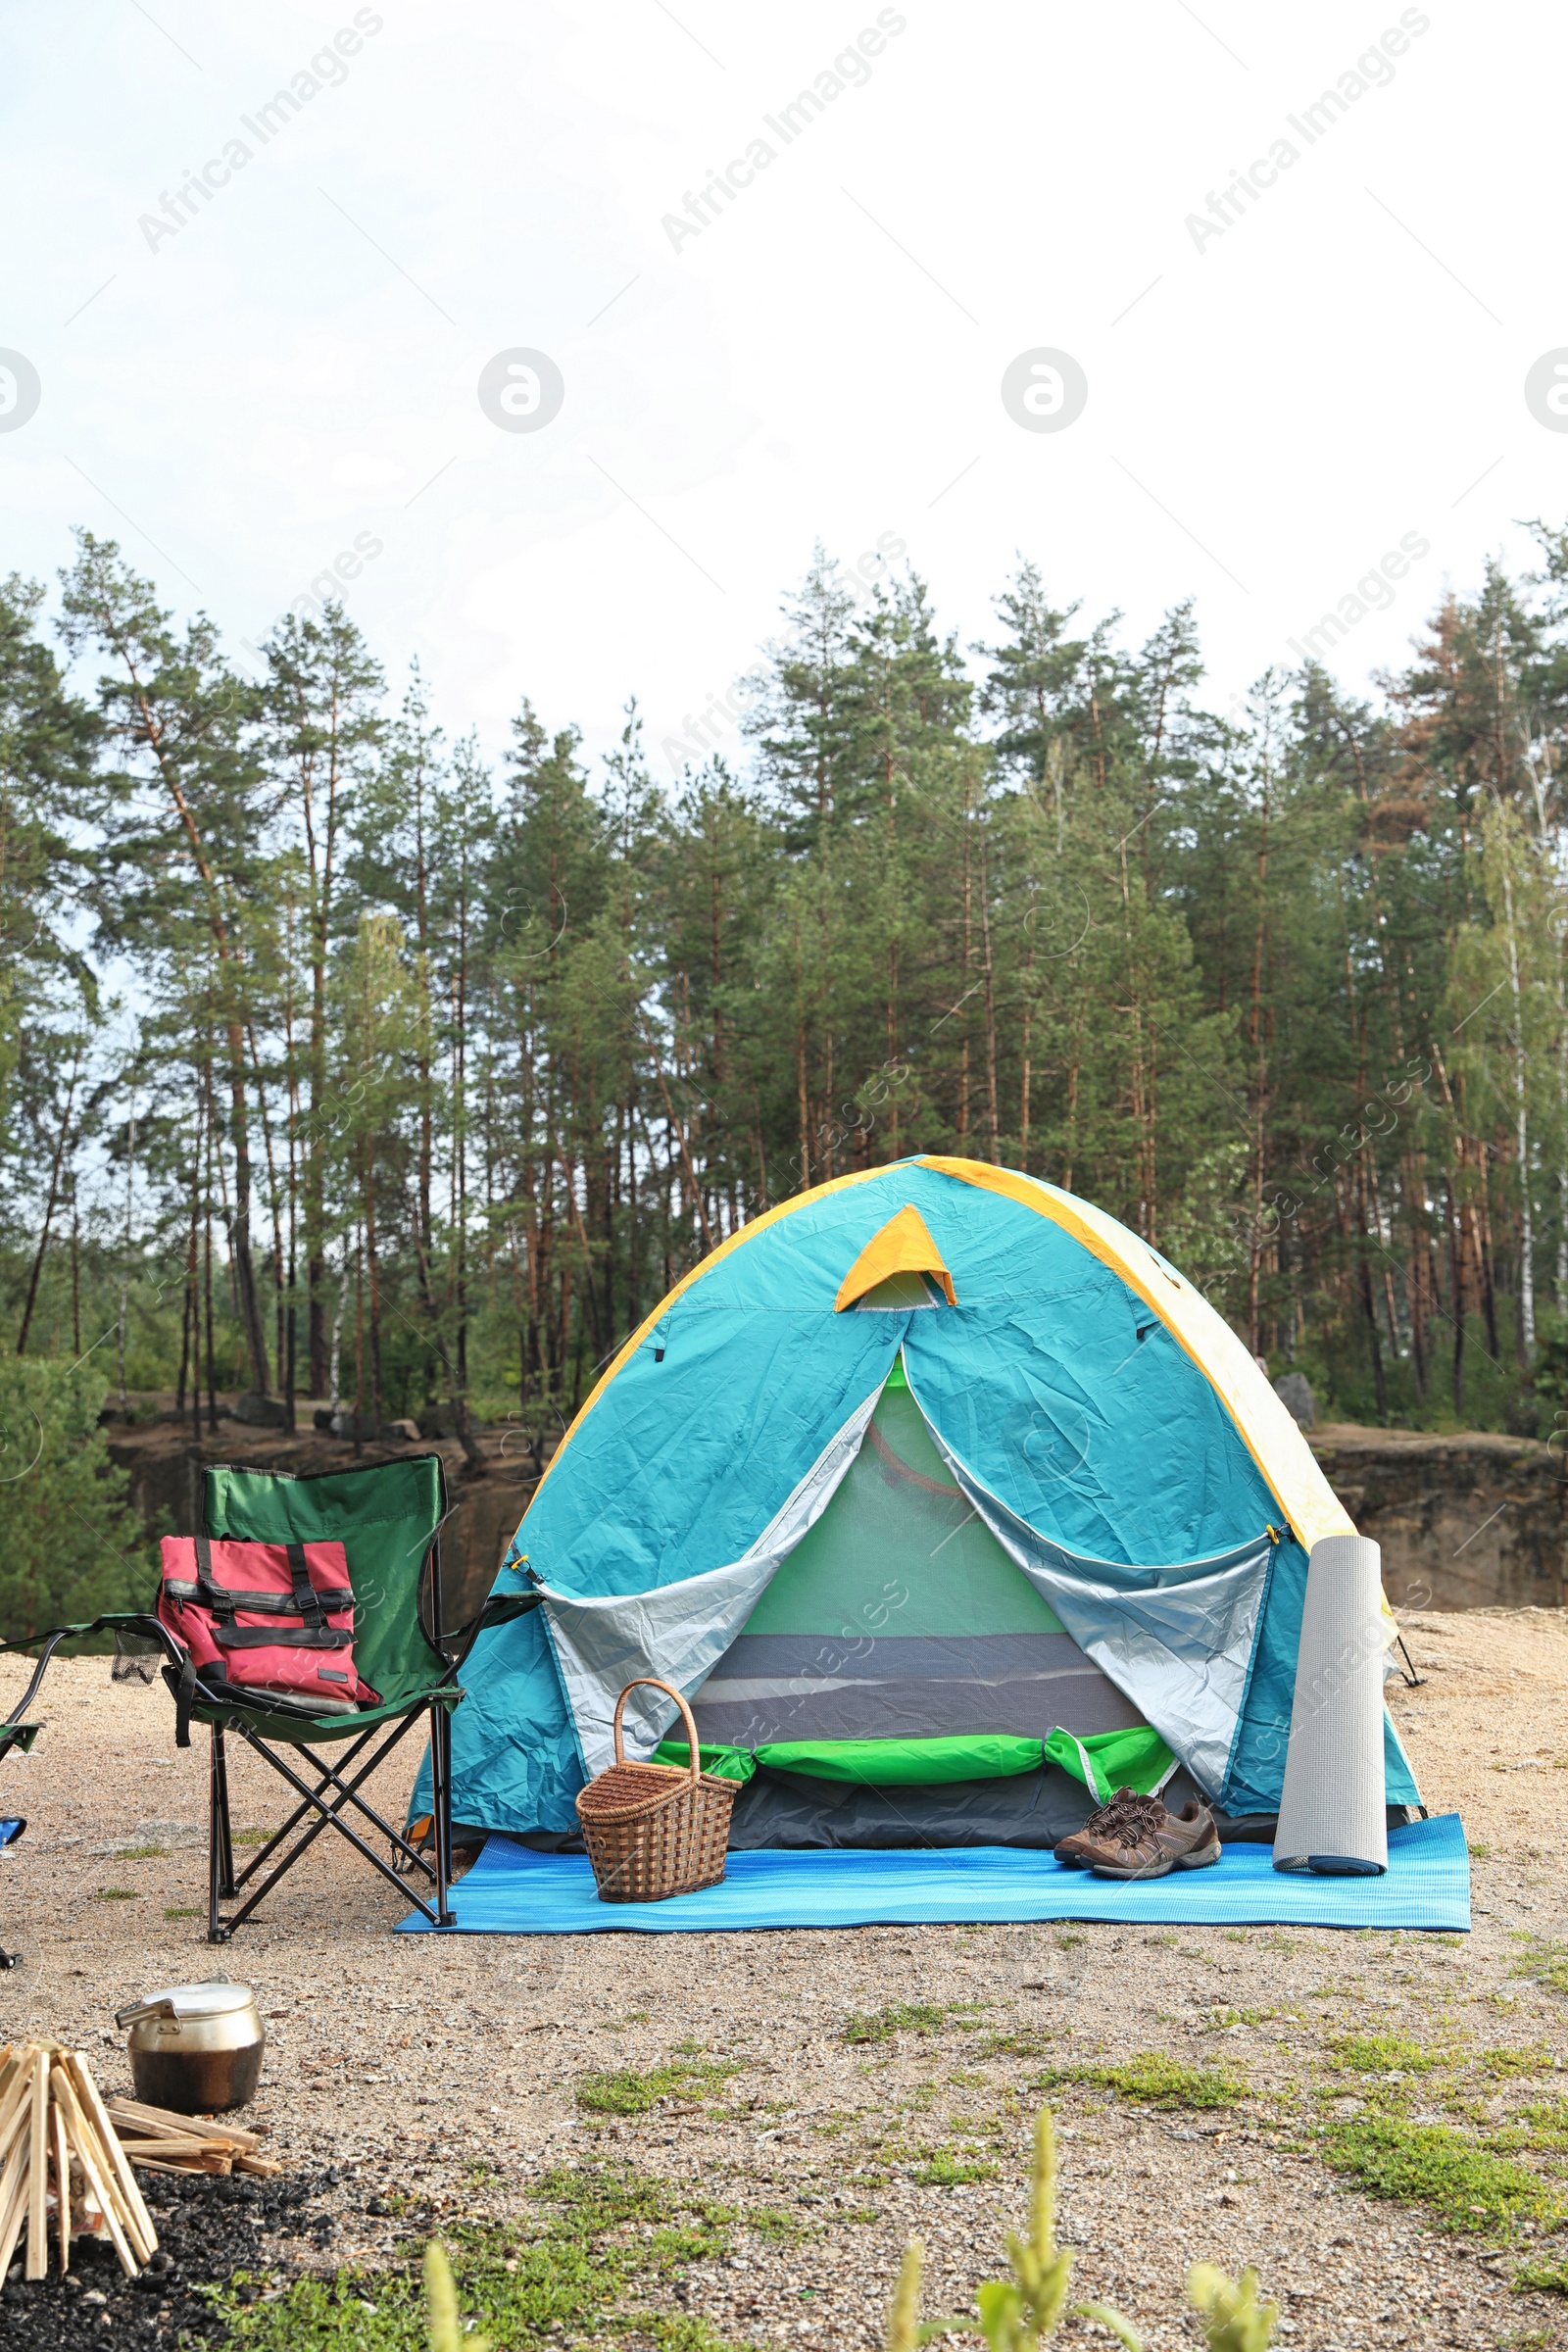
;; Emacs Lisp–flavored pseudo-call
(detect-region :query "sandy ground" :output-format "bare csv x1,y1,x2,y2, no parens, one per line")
3,1610,1568,2349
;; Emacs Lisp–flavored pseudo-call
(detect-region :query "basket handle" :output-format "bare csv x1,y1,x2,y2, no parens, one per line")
612,1677,701,1782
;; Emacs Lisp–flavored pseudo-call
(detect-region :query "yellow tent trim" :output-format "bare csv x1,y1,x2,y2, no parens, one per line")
834,1203,956,1312
913,1156,1355,1556
529,1155,1358,1570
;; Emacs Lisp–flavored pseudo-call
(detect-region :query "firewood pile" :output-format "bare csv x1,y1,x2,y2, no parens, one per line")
103,2094,280,2180
0,2041,280,2281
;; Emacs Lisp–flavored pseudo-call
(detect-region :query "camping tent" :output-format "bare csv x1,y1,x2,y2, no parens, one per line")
439,1157,1420,1847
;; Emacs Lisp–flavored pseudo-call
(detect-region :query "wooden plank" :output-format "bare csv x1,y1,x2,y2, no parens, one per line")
106,2095,261,2150
103,2105,195,2143
0,2051,33,2163
126,2147,232,2176
0,2077,31,2262
24,2047,47,2279
51,2068,138,2277
0,2135,29,2283
67,2053,157,2258
52,2093,70,2275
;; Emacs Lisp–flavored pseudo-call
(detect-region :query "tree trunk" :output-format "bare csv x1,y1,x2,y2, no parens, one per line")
15,1043,80,1356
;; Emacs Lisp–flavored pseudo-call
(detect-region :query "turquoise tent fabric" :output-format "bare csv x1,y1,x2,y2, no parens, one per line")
423,1161,1419,1835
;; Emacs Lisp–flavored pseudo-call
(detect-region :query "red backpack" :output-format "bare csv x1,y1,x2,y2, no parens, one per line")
158,1535,381,1716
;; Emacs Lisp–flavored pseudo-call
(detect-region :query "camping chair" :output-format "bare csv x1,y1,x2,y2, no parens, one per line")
0,1685,40,1969
191,1452,468,1941
0,1451,539,1946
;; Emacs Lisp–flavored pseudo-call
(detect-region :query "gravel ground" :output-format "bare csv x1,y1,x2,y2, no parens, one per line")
3,1608,1568,2349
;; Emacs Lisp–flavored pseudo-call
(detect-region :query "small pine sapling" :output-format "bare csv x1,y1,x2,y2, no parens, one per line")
889,2109,1143,2351
1188,2263,1279,2351
424,2239,490,2352
885,2239,927,2352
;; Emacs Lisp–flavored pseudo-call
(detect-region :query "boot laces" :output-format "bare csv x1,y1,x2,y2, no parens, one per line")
1082,1784,1164,1840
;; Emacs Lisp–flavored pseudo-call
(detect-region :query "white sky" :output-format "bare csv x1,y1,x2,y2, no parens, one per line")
4,0,1565,779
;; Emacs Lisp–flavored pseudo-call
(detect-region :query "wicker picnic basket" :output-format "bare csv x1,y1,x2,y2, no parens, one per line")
575,1677,738,1902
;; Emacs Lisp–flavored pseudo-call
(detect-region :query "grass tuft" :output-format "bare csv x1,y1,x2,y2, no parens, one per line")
575,2057,740,2115
843,2002,952,2045
1322,2113,1567,2240
1513,1941,1568,1997
911,2147,998,2186
1478,2046,1556,2080
1328,2031,1444,2075
1036,2051,1245,2110
1513,2253,1568,2296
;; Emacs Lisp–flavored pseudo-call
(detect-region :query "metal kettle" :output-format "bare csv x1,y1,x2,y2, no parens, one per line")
115,1980,266,2113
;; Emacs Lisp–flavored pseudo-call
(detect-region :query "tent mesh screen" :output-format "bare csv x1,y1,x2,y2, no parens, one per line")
689,1378,1148,1751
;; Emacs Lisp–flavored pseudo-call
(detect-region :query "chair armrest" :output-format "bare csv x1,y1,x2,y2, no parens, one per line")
440,1589,543,1666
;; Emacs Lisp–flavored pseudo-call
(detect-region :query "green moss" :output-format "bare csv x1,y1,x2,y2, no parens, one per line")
1513,2254,1568,2296
1328,2032,1444,2075
974,2030,1054,2061
575,2056,740,2115
1035,2052,1245,2110
95,1886,140,1900
912,2146,999,2185
1321,2114,1567,2240
842,2002,951,2044
1478,2046,1556,2080
1513,1941,1568,1997
746,2205,813,2246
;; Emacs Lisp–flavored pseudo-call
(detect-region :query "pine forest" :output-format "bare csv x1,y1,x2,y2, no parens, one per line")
8,523,1568,1629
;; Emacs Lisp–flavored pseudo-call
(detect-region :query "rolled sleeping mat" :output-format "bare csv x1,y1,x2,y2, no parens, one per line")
1273,1534,1388,1877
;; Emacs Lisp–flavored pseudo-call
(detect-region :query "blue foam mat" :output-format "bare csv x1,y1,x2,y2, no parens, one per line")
398,1812,1468,1936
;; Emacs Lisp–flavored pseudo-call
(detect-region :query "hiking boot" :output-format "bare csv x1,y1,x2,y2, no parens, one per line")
1053,1786,1167,1868
1084,1797,1221,1881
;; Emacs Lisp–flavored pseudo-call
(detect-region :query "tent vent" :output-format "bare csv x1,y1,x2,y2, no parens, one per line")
834,1204,956,1313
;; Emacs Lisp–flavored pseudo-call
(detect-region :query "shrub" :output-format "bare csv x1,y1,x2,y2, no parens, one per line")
0,1357,156,1640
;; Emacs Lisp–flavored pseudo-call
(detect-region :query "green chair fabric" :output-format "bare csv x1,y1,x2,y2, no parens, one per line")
203,1454,451,1728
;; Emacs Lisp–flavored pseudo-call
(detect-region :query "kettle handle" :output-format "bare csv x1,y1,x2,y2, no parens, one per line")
115,1997,178,2030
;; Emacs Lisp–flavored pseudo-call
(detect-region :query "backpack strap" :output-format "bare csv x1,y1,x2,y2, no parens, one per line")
193,1534,234,1625
285,1542,325,1633
196,1536,326,1632
173,1644,198,1749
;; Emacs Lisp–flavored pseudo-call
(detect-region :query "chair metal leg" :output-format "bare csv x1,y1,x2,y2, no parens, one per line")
220,1733,441,1930
430,1701,455,1927
209,1726,235,1942
222,1718,386,1897
208,1708,453,1936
